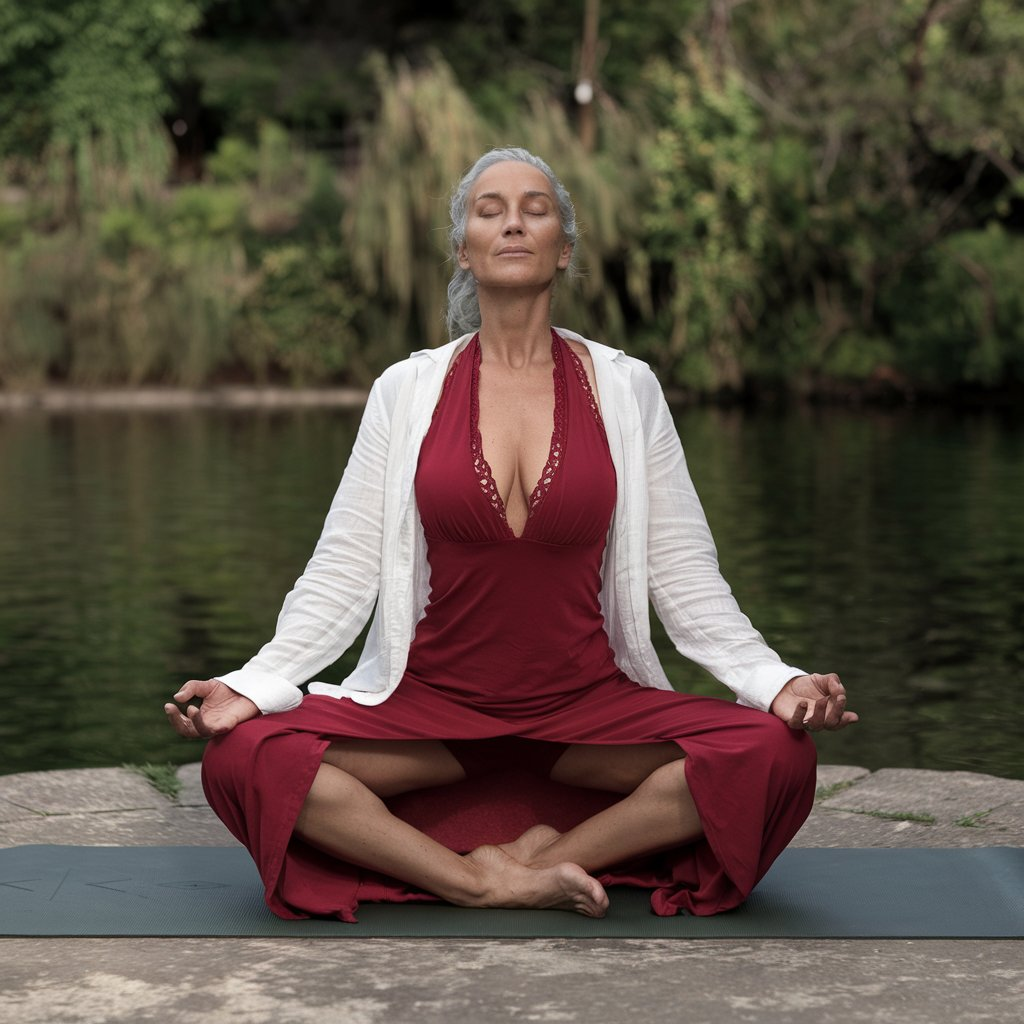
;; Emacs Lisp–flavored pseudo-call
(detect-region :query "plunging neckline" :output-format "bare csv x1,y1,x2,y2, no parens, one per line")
470,331,567,541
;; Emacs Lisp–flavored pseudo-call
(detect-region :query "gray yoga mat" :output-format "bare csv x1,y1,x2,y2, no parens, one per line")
1,845,1021,938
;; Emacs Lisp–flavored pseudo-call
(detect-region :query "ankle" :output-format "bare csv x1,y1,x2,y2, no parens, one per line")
525,835,562,869
450,850,495,906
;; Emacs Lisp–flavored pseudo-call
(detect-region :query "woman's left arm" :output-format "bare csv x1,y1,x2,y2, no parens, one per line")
638,369,856,730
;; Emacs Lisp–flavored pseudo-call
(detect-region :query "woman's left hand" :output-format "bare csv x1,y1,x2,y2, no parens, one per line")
771,673,858,732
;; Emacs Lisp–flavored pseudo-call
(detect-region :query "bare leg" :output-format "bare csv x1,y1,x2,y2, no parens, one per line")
294,740,608,916
503,743,702,873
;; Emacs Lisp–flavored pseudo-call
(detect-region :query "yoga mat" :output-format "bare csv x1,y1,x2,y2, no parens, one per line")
1,845,1021,938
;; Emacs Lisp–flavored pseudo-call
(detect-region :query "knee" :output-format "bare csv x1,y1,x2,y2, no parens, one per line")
200,718,270,802
761,715,817,787
295,761,382,839
638,758,690,801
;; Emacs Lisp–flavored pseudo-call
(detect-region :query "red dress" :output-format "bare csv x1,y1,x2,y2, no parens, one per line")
202,330,816,921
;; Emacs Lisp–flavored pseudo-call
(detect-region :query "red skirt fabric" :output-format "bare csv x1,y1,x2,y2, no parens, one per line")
201,678,816,922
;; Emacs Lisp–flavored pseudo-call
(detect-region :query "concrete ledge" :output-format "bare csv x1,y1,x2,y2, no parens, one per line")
175,762,207,807
1,936,1021,1024
4,762,1022,852
794,765,1024,849
0,768,164,818
1,763,1021,1024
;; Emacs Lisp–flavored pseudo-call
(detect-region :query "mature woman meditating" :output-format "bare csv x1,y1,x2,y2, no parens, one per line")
165,146,857,921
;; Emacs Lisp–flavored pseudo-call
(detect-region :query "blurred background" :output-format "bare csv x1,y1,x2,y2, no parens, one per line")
1,1,1022,779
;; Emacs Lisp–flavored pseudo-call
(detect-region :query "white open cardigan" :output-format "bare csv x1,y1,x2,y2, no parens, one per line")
218,328,804,716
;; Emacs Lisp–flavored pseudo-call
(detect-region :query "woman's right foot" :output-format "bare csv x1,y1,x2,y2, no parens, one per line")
498,824,561,866
462,844,608,917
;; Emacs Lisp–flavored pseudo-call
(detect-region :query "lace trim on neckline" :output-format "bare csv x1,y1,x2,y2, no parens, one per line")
560,334,605,429
470,331,567,538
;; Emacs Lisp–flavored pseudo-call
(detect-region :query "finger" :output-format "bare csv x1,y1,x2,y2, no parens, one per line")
185,702,229,738
174,678,212,703
813,672,841,699
184,703,214,738
789,700,810,731
823,691,847,729
820,706,860,732
163,703,200,739
803,697,830,731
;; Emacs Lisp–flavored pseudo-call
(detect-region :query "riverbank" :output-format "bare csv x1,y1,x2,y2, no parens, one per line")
3,379,1022,415
0,385,370,413
0,763,1021,1023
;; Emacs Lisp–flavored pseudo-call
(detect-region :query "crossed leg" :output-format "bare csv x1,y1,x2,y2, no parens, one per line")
292,738,702,918
293,739,609,916
503,741,703,872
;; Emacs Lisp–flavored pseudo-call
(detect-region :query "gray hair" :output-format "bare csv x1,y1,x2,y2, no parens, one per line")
445,147,578,338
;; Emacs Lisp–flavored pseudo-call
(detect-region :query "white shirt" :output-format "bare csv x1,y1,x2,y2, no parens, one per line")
218,329,804,716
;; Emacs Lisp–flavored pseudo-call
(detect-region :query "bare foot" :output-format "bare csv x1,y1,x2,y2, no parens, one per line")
461,844,608,918
498,824,561,867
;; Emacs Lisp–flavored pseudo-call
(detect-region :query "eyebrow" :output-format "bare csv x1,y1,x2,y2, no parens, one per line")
474,189,553,202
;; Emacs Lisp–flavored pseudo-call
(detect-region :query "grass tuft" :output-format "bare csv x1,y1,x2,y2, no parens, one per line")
815,779,858,801
124,762,182,801
954,809,994,828
845,808,936,825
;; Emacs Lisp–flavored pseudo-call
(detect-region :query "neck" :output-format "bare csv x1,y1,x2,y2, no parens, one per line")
476,287,555,369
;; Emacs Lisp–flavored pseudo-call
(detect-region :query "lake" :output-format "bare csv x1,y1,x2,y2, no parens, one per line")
1,400,1022,779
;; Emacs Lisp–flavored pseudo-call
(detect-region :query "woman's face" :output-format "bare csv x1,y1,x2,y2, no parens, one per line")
458,161,573,293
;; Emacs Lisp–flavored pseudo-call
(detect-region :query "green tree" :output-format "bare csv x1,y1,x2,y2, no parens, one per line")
724,0,1024,389
640,36,769,391
0,0,205,154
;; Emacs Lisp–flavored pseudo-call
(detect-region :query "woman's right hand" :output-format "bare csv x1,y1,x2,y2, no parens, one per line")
163,679,260,739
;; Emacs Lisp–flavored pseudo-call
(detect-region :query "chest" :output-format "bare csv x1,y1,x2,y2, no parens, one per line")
476,367,557,503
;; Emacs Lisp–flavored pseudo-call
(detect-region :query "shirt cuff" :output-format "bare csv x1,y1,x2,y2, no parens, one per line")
734,665,806,714
216,668,304,715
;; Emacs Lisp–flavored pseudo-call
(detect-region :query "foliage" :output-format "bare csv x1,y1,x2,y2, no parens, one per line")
1,0,1023,396
234,244,362,386
882,224,1024,389
0,223,252,388
342,55,486,351
342,55,651,356
169,183,247,239
725,0,1024,393
187,36,375,140
0,0,206,155
205,135,259,184
639,36,770,391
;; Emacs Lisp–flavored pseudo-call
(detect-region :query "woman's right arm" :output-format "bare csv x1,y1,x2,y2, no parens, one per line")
168,371,396,725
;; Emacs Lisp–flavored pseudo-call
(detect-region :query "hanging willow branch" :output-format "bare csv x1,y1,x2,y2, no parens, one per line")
343,53,651,349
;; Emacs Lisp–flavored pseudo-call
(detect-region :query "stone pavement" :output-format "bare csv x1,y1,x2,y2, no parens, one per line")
0,762,1021,1023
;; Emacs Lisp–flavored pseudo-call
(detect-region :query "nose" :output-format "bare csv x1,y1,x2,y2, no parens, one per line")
502,207,525,235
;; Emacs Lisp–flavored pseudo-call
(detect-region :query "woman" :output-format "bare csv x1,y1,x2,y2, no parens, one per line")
165,146,856,921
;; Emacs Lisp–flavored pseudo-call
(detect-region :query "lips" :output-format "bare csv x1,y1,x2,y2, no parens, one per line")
497,246,532,255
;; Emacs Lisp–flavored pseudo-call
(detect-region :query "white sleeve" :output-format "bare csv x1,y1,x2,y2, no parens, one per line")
215,375,392,714
640,369,803,712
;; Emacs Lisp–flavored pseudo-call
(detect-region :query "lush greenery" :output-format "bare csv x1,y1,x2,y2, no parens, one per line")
0,0,1021,396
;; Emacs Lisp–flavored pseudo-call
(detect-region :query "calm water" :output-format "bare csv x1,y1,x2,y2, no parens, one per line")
1,402,1022,778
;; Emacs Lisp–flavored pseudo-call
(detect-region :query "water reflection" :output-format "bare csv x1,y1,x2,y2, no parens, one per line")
1,403,1021,778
